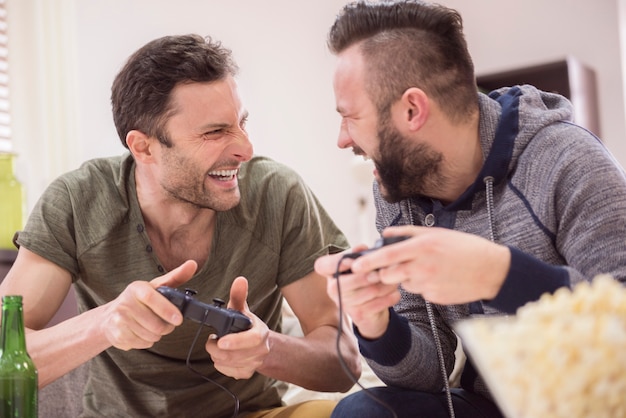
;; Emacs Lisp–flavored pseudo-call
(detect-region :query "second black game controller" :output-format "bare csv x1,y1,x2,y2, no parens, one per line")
344,235,411,259
157,286,252,337
336,235,411,276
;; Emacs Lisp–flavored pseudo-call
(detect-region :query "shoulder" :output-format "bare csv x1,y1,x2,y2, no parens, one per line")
53,154,132,193
18,154,136,273
239,156,302,183
238,156,309,200
522,122,617,174
37,153,135,228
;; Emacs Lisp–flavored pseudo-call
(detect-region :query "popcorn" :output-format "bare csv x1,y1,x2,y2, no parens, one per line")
456,275,626,418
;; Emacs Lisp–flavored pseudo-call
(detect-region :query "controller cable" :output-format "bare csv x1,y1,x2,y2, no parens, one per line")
334,254,398,418
186,310,240,418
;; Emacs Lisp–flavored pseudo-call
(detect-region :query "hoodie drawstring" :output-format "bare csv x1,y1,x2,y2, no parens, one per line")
483,176,497,242
406,206,456,418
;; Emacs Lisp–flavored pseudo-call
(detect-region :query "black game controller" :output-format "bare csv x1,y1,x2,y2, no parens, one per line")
336,235,411,276
157,286,252,337
344,235,411,259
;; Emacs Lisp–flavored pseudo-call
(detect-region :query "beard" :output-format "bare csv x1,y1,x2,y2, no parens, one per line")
374,116,446,203
159,147,241,212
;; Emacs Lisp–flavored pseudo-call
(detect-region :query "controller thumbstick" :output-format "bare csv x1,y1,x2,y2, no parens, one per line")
213,298,225,308
184,289,198,296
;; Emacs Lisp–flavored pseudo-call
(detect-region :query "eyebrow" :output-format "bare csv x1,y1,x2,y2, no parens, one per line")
198,110,249,131
200,122,229,131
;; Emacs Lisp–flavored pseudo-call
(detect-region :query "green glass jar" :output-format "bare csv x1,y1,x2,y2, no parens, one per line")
0,295,38,417
0,153,24,249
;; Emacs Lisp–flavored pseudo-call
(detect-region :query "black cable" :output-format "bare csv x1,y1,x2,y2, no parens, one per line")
334,255,398,418
185,310,240,418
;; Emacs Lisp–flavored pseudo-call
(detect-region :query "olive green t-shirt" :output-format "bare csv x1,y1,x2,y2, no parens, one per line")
17,154,349,417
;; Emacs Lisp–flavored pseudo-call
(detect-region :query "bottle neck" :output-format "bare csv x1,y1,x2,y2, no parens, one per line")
0,296,28,354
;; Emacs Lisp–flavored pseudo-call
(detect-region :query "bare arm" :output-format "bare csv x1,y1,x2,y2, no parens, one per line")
0,247,197,387
0,248,104,387
262,271,360,392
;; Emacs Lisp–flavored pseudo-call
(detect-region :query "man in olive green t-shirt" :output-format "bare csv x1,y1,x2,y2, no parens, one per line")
0,34,360,418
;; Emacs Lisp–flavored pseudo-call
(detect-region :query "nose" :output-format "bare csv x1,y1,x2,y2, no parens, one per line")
337,119,353,149
231,128,254,162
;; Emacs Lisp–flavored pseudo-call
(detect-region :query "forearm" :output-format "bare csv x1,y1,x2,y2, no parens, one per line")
257,324,360,392
26,305,111,387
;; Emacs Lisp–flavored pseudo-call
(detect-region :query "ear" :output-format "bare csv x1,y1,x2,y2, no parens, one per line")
399,87,429,131
126,130,155,163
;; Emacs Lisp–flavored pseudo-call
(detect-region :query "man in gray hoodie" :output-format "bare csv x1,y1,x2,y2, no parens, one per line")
314,1,626,417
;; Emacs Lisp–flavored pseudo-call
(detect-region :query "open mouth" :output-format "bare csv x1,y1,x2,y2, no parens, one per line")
208,169,238,181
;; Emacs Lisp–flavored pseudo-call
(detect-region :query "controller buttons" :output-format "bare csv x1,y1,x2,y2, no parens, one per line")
184,289,198,296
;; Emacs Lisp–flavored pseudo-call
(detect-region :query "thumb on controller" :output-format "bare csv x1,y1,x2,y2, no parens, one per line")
149,260,198,289
228,276,250,313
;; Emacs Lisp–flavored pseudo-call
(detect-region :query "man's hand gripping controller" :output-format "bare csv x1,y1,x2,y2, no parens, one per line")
157,287,252,337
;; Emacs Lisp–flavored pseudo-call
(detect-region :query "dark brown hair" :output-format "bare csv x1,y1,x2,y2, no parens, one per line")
111,34,238,148
328,1,477,122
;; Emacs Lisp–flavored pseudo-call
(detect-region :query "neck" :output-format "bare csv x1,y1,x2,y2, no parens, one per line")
429,112,482,204
136,166,215,237
134,166,216,271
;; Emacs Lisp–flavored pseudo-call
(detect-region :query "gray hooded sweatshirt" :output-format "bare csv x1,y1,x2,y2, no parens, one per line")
358,85,626,399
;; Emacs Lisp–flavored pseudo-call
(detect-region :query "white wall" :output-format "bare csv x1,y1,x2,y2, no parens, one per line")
7,0,626,246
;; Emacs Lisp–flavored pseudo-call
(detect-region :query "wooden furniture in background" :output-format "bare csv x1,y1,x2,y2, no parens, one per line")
477,56,601,137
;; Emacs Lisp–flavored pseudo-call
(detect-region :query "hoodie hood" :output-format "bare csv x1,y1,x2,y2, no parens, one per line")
447,84,575,210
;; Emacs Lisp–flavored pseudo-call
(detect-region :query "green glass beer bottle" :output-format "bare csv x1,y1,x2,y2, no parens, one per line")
0,295,38,417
